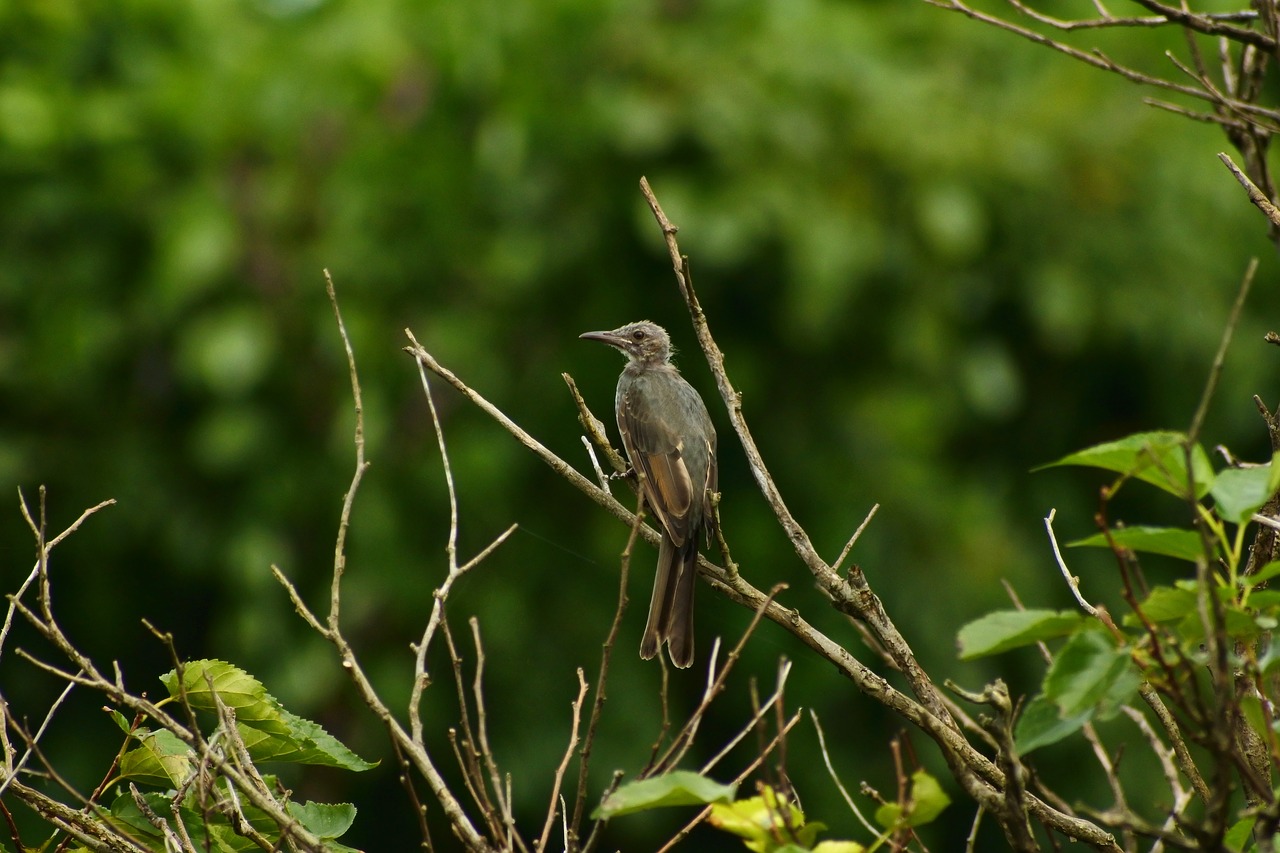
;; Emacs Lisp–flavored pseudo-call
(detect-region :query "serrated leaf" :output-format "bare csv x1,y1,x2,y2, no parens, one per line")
593,771,737,819
1067,526,1205,561
160,660,374,771
161,659,288,734
1038,431,1213,499
277,708,378,770
287,801,356,839
236,709,377,771
957,609,1084,659
1211,456,1280,524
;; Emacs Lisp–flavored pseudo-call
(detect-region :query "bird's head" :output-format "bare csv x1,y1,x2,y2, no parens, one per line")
579,321,672,366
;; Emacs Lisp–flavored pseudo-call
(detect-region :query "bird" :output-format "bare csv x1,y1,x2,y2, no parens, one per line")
579,321,718,668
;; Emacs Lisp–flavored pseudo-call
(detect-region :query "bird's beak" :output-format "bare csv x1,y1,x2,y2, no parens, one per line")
579,330,625,347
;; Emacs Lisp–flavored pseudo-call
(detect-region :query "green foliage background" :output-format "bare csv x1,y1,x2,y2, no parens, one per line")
1,0,1274,848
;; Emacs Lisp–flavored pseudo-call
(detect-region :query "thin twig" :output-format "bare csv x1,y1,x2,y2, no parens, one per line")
1188,257,1258,444
655,709,805,853
323,269,370,633
537,669,589,852
569,492,642,841
810,710,879,835
1220,155,1280,230
832,504,880,574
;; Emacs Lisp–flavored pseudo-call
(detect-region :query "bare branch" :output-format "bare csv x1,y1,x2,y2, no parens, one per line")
1220,153,1280,229
537,669,589,853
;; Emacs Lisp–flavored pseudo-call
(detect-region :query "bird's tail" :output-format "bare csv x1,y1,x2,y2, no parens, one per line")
641,534,697,668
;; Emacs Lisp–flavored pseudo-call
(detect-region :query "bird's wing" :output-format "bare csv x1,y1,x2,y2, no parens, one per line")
701,433,718,539
618,386,695,546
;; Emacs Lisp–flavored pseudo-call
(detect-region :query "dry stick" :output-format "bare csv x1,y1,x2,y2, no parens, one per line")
832,504,880,574
467,618,523,852
8,634,326,850
635,198,1120,839
927,0,1280,122
638,176,957,731
389,736,435,851
407,324,518,740
128,783,187,852
442,621,506,845
698,660,792,778
578,769,625,853
5,775,151,853
1184,258,1268,827
1190,257,1258,446
403,330,1119,848
537,669,589,853
564,373,628,475
1121,707,1195,852
1044,509,1211,805
322,269,368,632
269,275,491,851
965,807,986,853
5,704,90,812
0,496,114,656
568,493,643,842
1003,0,1217,31
1220,154,1280,230
654,709,805,853
1144,98,1261,133
0,680,75,802
997,576,1134,850
653,584,788,775
809,710,879,836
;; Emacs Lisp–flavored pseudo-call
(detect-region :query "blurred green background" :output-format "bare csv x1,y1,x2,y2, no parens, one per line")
1,0,1275,848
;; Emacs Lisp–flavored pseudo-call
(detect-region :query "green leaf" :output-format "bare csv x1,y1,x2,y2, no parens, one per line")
1038,431,1213,498
1178,604,1260,644
709,787,815,852
957,609,1085,659
1067,526,1205,561
1248,590,1280,607
1014,693,1094,753
161,659,288,734
160,660,375,771
874,770,950,829
1244,560,1280,590
592,771,737,819
1043,630,1139,717
238,709,377,771
1224,816,1255,852
108,709,134,735
1125,585,1196,624
1211,457,1280,524
287,801,356,840
811,843,867,853
119,729,192,786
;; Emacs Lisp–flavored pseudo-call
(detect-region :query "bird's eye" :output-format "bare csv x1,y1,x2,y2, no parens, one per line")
632,330,646,340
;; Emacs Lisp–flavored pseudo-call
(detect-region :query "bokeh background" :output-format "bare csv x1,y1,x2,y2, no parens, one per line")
1,0,1275,848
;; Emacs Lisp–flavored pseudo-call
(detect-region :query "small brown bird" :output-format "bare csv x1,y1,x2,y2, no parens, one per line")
580,321,718,668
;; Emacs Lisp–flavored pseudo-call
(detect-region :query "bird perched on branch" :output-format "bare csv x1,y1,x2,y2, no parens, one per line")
580,321,718,668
